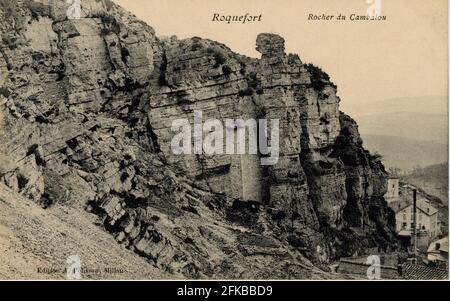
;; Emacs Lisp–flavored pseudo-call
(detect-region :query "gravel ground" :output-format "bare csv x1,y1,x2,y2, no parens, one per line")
0,184,173,280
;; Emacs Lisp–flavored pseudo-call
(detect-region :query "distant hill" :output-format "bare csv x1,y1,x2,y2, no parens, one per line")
344,96,447,117
361,134,447,172
357,112,447,142
401,163,449,205
345,96,448,171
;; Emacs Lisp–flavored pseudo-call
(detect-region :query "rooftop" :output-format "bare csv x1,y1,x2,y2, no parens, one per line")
402,264,448,280
389,190,438,216
428,236,449,254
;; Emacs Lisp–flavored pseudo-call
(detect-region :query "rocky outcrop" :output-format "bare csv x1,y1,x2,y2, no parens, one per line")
0,0,398,278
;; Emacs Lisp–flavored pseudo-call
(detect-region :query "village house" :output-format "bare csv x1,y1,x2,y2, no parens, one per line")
427,236,449,269
392,198,439,238
388,185,440,239
384,177,399,203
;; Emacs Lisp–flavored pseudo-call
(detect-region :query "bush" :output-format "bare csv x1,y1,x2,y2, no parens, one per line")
247,72,263,94
238,88,254,97
25,0,51,20
304,63,336,91
239,62,247,75
247,72,259,89
99,15,120,35
1,34,19,50
100,28,111,36
371,152,383,161
320,115,330,125
191,40,203,51
158,54,168,86
207,47,227,68
222,65,232,76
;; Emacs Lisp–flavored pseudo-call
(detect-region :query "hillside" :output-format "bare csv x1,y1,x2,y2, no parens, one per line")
0,0,398,279
361,134,447,171
0,183,171,279
401,163,449,205
357,112,447,143
347,96,447,172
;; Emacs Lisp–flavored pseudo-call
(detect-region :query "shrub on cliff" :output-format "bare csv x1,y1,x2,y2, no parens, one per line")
304,63,336,91
191,38,203,51
158,53,168,86
238,87,254,97
98,14,121,35
207,47,227,68
24,0,51,20
247,72,263,94
1,34,19,50
371,152,383,161
222,65,232,76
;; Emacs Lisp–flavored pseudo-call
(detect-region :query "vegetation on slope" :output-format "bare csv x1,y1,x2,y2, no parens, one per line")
401,163,448,205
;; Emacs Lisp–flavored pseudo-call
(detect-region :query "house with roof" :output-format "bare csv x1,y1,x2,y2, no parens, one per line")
389,194,440,239
384,177,399,203
401,263,448,280
427,236,448,269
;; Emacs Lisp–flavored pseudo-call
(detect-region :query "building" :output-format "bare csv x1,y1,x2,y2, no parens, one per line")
401,263,448,280
427,236,448,268
384,177,399,203
337,253,449,280
393,198,439,238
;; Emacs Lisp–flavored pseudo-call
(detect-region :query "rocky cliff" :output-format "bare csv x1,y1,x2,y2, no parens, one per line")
0,0,398,278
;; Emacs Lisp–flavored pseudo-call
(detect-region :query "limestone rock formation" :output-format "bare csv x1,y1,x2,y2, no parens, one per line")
0,0,398,278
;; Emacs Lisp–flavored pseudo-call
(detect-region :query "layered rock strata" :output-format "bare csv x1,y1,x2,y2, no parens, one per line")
0,0,398,278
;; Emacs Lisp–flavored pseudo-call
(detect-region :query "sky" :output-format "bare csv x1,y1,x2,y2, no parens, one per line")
113,0,448,115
